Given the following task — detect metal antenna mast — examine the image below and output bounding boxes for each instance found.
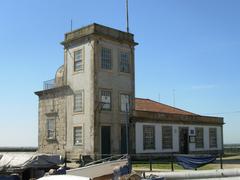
[126,0,129,33]
[173,89,176,107]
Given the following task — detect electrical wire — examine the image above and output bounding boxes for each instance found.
[203,110,240,116]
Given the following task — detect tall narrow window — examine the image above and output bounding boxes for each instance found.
[162,126,173,149]
[101,90,111,111]
[120,94,130,112]
[47,118,55,139]
[143,125,155,150]
[74,91,84,112]
[119,52,130,73]
[74,126,83,145]
[209,128,217,148]
[74,49,83,72]
[101,47,112,70]
[195,127,204,148]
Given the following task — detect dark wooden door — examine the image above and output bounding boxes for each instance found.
[179,127,189,154]
[121,125,127,154]
[101,126,111,158]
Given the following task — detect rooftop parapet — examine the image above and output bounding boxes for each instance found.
[61,23,138,46]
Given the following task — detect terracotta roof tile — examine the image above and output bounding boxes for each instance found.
[135,98,196,116]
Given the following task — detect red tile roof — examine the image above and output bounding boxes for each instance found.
[135,98,196,116]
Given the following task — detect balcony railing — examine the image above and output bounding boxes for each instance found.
[43,77,64,90]
[43,79,56,90]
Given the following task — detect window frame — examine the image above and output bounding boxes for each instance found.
[120,93,130,112]
[73,90,84,113]
[73,126,83,146]
[46,118,56,140]
[73,48,84,72]
[100,89,112,111]
[119,51,130,73]
[162,126,173,149]
[195,127,204,149]
[101,47,112,70]
[143,125,155,150]
[209,128,217,148]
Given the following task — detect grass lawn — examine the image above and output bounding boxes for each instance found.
[132,162,218,171]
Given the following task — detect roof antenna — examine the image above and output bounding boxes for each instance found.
[71,19,73,32]
[126,0,129,33]
[158,93,161,102]
[173,89,176,107]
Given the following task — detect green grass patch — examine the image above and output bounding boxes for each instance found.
[132,162,216,171]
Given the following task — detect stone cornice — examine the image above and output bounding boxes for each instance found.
[34,85,71,97]
[61,23,138,46]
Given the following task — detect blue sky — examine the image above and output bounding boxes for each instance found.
[0,0,240,146]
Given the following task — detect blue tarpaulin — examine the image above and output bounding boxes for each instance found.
[175,154,216,169]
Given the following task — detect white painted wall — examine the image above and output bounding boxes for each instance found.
[65,40,95,155]
[135,122,222,154]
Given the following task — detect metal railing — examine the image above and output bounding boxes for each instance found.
[130,153,226,172]
[43,79,56,90]
[43,77,64,90]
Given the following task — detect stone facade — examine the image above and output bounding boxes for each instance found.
[36,86,71,156]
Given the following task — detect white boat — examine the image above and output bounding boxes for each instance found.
[39,175,91,180]
[67,155,129,179]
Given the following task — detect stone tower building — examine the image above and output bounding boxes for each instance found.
[35,23,137,159]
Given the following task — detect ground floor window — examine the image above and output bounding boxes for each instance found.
[209,128,217,148]
[195,127,204,148]
[162,126,173,149]
[143,125,155,150]
[74,126,83,145]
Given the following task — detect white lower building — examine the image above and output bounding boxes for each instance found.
[130,98,223,155]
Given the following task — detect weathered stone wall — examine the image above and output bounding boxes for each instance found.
[37,89,68,157]
[93,37,135,156]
